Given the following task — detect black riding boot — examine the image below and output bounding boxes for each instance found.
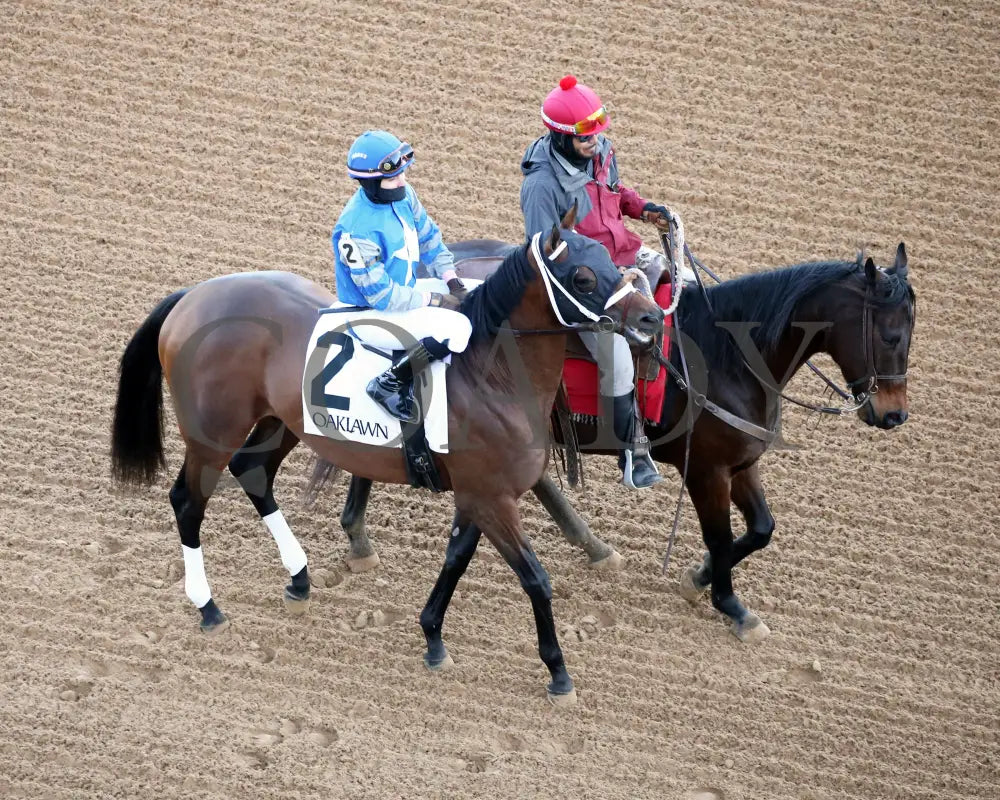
[613,392,663,490]
[367,338,449,424]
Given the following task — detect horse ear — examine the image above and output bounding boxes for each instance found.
[864,256,877,285]
[560,201,578,230]
[545,223,563,256]
[893,242,908,279]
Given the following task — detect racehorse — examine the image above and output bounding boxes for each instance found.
[327,242,916,643]
[110,216,664,704]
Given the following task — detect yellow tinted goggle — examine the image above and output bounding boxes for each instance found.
[572,106,608,136]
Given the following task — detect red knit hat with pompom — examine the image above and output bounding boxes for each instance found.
[541,75,609,136]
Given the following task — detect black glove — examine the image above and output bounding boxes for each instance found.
[642,202,673,229]
[446,277,468,301]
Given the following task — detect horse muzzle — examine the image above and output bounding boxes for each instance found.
[856,388,909,429]
[621,303,664,349]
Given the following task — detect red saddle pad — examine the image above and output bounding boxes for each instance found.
[563,282,673,425]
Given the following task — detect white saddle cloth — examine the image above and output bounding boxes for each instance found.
[300,278,479,453]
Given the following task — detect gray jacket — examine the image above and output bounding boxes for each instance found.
[519,133,617,238]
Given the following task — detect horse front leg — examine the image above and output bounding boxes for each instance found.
[686,470,770,643]
[341,475,380,573]
[531,474,624,570]
[418,510,482,671]
[680,463,775,602]
[472,496,576,706]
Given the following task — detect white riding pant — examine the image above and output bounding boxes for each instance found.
[341,279,472,354]
[579,330,634,397]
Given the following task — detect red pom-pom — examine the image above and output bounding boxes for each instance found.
[559,75,577,91]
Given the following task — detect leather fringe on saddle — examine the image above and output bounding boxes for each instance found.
[550,383,583,489]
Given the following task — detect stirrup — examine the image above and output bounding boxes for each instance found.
[621,449,663,491]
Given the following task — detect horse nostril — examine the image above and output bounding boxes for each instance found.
[639,312,660,331]
[885,410,908,427]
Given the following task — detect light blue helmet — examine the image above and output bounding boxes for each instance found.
[346,130,414,179]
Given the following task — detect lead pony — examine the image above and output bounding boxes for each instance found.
[110,219,664,704]
[332,243,916,642]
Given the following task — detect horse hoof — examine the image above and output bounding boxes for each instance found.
[546,686,578,708]
[733,612,770,644]
[200,617,230,636]
[679,565,709,603]
[283,592,311,616]
[424,652,454,672]
[346,553,380,574]
[589,549,625,571]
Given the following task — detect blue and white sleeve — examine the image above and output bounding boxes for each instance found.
[409,188,456,279]
[337,233,427,311]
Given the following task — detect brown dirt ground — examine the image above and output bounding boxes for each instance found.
[2,1,999,798]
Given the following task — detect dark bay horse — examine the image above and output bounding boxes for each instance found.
[334,243,916,643]
[110,223,664,704]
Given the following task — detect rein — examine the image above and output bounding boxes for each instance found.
[668,239,907,425]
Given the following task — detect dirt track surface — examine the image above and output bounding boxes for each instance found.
[3,1,999,798]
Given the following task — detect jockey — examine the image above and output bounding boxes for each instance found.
[520,75,679,490]
[333,130,471,424]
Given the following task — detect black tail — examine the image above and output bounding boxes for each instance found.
[111,289,189,486]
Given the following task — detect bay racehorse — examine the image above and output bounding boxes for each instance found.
[330,242,916,643]
[110,220,664,704]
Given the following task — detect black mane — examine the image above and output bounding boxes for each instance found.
[458,241,535,345]
[675,254,905,374]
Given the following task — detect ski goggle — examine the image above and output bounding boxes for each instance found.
[377,142,414,174]
[542,105,609,137]
[348,142,414,178]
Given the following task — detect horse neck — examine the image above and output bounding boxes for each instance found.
[768,290,836,385]
[505,267,567,397]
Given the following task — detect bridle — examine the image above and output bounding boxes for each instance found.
[844,282,909,402]
[504,232,637,337]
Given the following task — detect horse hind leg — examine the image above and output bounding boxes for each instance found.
[228,417,310,614]
[170,456,229,634]
[531,474,624,570]
[341,476,380,573]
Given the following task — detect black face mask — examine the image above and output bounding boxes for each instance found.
[551,133,592,169]
[359,178,405,204]
[541,229,622,324]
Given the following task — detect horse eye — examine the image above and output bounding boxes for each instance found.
[881,332,901,347]
[572,267,597,294]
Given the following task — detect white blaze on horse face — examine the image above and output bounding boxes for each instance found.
[264,510,308,575]
[182,544,212,608]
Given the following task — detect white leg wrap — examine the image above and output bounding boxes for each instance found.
[264,510,308,575]
[182,544,212,608]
